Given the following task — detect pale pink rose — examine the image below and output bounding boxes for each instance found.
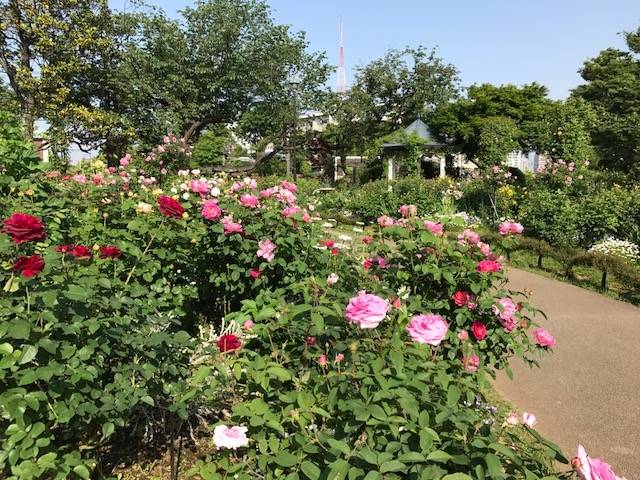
[92,174,104,185]
[493,297,517,331]
[334,353,344,363]
[280,180,297,193]
[260,187,277,198]
[257,239,276,262]
[505,413,519,426]
[375,256,389,269]
[377,215,395,228]
[457,330,469,342]
[282,206,301,218]
[221,216,243,235]
[201,200,222,220]
[398,204,417,218]
[391,298,402,309]
[345,291,389,329]
[276,188,297,205]
[73,174,87,184]
[572,444,624,480]
[463,354,480,372]
[243,320,254,330]
[406,314,449,346]
[240,193,260,208]
[522,412,537,427]
[533,328,556,348]
[189,179,210,195]
[318,354,327,366]
[230,181,243,193]
[478,241,498,260]
[301,211,312,223]
[499,221,524,236]
[213,425,249,449]
[327,273,339,285]
[119,153,131,166]
[458,229,481,246]
[424,220,444,236]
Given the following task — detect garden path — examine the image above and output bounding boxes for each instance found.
[495,268,640,478]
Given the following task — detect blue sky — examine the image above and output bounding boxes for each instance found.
[113,0,640,99]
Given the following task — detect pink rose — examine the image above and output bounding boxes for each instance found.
[119,153,131,166]
[334,353,344,363]
[476,260,502,273]
[260,187,277,198]
[249,267,261,279]
[532,328,556,348]
[458,229,481,246]
[493,297,518,331]
[424,220,444,236]
[463,354,480,372]
[451,290,476,308]
[221,216,243,235]
[457,330,469,342]
[189,179,210,195]
[377,215,395,228]
[213,425,249,449]
[398,204,417,218]
[499,221,524,236]
[572,445,624,480]
[318,354,327,366]
[243,320,254,330]
[362,258,373,270]
[257,239,276,262]
[406,314,449,346]
[505,413,519,426]
[201,200,222,220]
[282,206,301,218]
[345,291,389,329]
[280,180,297,193]
[240,193,260,208]
[522,412,537,427]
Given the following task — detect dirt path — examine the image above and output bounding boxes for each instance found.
[494,268,640,478]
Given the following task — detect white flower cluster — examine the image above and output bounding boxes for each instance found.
[589,238,640,263]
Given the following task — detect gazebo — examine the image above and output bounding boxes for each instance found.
[381,117,447,180]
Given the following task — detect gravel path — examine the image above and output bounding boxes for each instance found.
[495,268,640,478]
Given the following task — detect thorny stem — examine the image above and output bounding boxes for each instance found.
[125,220,164,285]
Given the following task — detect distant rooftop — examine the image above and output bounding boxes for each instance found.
[382,117,445,149]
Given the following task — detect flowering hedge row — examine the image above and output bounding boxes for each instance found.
[0,143,624,479]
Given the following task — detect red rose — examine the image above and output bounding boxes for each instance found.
[452,290,471,307]
[321,239,335,248]
[157,195,185,218]
[12,255,45,278]
[476,260,502,273]
[70,245,92,259]
[305,336,317,346]
[217,334,242,352]
[471,321,487,341]
[55,244,74,253]
[2,213,46,244]
[361,236,373,245]
[249,267,261,279]
[330,248,339,256]
[100,245,122,259]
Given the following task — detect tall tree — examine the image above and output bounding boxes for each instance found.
[572,27,640,172]
[127,0,330,148]
[430,83,552,166]
[0,0,114,140]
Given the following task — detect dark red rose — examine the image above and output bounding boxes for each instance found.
[70,245,92,259]
[12,255,45,278]
[2,213,46,244]
[471,321,487,341]
[157,195,185,218]
[99,245,122,259]
[361,236,373,245]
[55,244,74,254]
[305,336,317,346]
[217,334,242,352]
[452,290,471,307]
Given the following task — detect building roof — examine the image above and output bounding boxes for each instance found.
[382,117,445,149]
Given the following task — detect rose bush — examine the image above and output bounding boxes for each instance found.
[0,142,615,479]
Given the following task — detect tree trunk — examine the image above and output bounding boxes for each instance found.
[537,254,543,269]
[601,270,607,290]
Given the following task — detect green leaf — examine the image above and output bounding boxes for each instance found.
[300,461,321,479]
[446,385,461,407]
[102,422,115,439]
[380,460,405,473]
[274,452,299,467]
[73,465,91,479]
[426,450,452,462]
[485,453,504,478]
[11,319,30,340]
[0,343,13,355]
[442,474,473,480]
[18,345,38,364]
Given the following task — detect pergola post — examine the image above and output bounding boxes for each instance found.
[439,156,446,178]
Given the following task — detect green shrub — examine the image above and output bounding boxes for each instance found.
[518,190,579,247]
[574,187,633,247]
